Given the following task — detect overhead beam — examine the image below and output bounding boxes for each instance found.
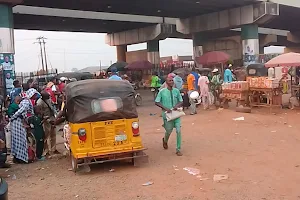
[266,0,300,8]
[177,2,279,34]
[287,31,300,43]
[231,27,288,36]
[13,5,177,25]
[106,24,175,46]
[0,0,23,5]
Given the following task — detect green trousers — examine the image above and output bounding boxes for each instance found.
[163,117,182,151]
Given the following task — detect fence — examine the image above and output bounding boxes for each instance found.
[15,69,58,84]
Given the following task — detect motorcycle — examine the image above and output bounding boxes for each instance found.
[131,83,142,106]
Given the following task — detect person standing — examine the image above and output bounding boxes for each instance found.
[191,68,200,90]
[10,88,38,163]
[151,72,161,98]
[155,77,183,156]
[36,91,58,155]
[224,65,233,83]
[211,69,222,104]
[108,67,122,80]
[198,72,210,109]
[28,106,46,161]
[173,73,183,91]
[187,72,197,115]
[9,80,22,104]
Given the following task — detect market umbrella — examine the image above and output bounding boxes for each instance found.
[125,60,153,70]
[196,51,230,65]
[265,52,300,68]
[107,61,128,72]
[172,68,192,78]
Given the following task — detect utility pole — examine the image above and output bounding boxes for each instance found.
[35,37,45,73]
[41,37,48,75]
[99,60,102,72]
[63,49,66,72]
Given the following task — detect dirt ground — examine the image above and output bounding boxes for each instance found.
[4,91,300,200]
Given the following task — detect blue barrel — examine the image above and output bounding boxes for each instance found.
[0,178,8,200]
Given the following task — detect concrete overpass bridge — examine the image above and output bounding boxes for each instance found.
[1,0,300,67]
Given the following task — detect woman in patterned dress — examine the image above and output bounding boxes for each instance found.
[10,88,39,163]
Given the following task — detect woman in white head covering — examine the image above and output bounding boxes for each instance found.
[10,88,39,163]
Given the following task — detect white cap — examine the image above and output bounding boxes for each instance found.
[212,68,219,73]
[60,77,67,81]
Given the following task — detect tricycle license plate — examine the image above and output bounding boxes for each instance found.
[115,135,127,142]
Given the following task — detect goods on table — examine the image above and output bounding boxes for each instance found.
[247,77,279,89]
[222,81,249,91]
[221,81,249,101]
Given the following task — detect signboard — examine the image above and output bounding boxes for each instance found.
[0,53,15,95]
[242,39,259,66]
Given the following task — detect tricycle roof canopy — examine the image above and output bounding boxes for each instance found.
[265,52,300,68]
[65,79,138,123]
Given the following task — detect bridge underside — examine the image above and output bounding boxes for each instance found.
[20,0,258,18]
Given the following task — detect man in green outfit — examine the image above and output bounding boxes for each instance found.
[155,77,183,156]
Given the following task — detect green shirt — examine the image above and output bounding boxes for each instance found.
[151,76,161,88]
[155,88,183,110]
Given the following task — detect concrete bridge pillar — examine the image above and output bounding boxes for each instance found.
[147,40,160,69]
[241,24,259,66]
[116,45,127,62]
[192,33,204,67]
[0,3,15,95]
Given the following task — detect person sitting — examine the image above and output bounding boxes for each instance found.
[28,106,46,161]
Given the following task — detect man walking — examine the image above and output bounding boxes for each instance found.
[155,77,183,156]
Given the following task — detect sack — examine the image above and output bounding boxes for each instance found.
[5,123,11,149]
[165,108,185,122]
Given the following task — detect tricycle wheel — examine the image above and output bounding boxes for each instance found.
[135,94,142,106]
[71,155,78,173]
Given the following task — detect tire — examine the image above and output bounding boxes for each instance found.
[135,94,142,106]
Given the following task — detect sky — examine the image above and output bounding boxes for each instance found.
[14,30,285,73]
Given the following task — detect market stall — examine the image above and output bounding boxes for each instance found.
[247,76,281,111]
[221,81,249,107]
[265,52,300,108]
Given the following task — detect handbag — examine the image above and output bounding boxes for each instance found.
[165,108,185,122]
[165,90,185,122]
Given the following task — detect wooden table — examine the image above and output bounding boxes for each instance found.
[249,87,282,112]
[222,90,249,108]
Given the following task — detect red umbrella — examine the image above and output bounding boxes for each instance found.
[196,51,230,65]
[125,60,153,70]
[265,52,300,68]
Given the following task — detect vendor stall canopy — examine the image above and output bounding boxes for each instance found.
[107,62,128,72]
[265,52,300,68]
[196,51,230,66]
[65,79,138,123]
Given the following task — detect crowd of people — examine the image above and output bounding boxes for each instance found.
[0,76,69,166]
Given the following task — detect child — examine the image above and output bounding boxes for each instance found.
[28,106,46,161]
[7,96,22,118]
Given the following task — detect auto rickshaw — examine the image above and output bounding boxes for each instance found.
[64,79,148,172]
